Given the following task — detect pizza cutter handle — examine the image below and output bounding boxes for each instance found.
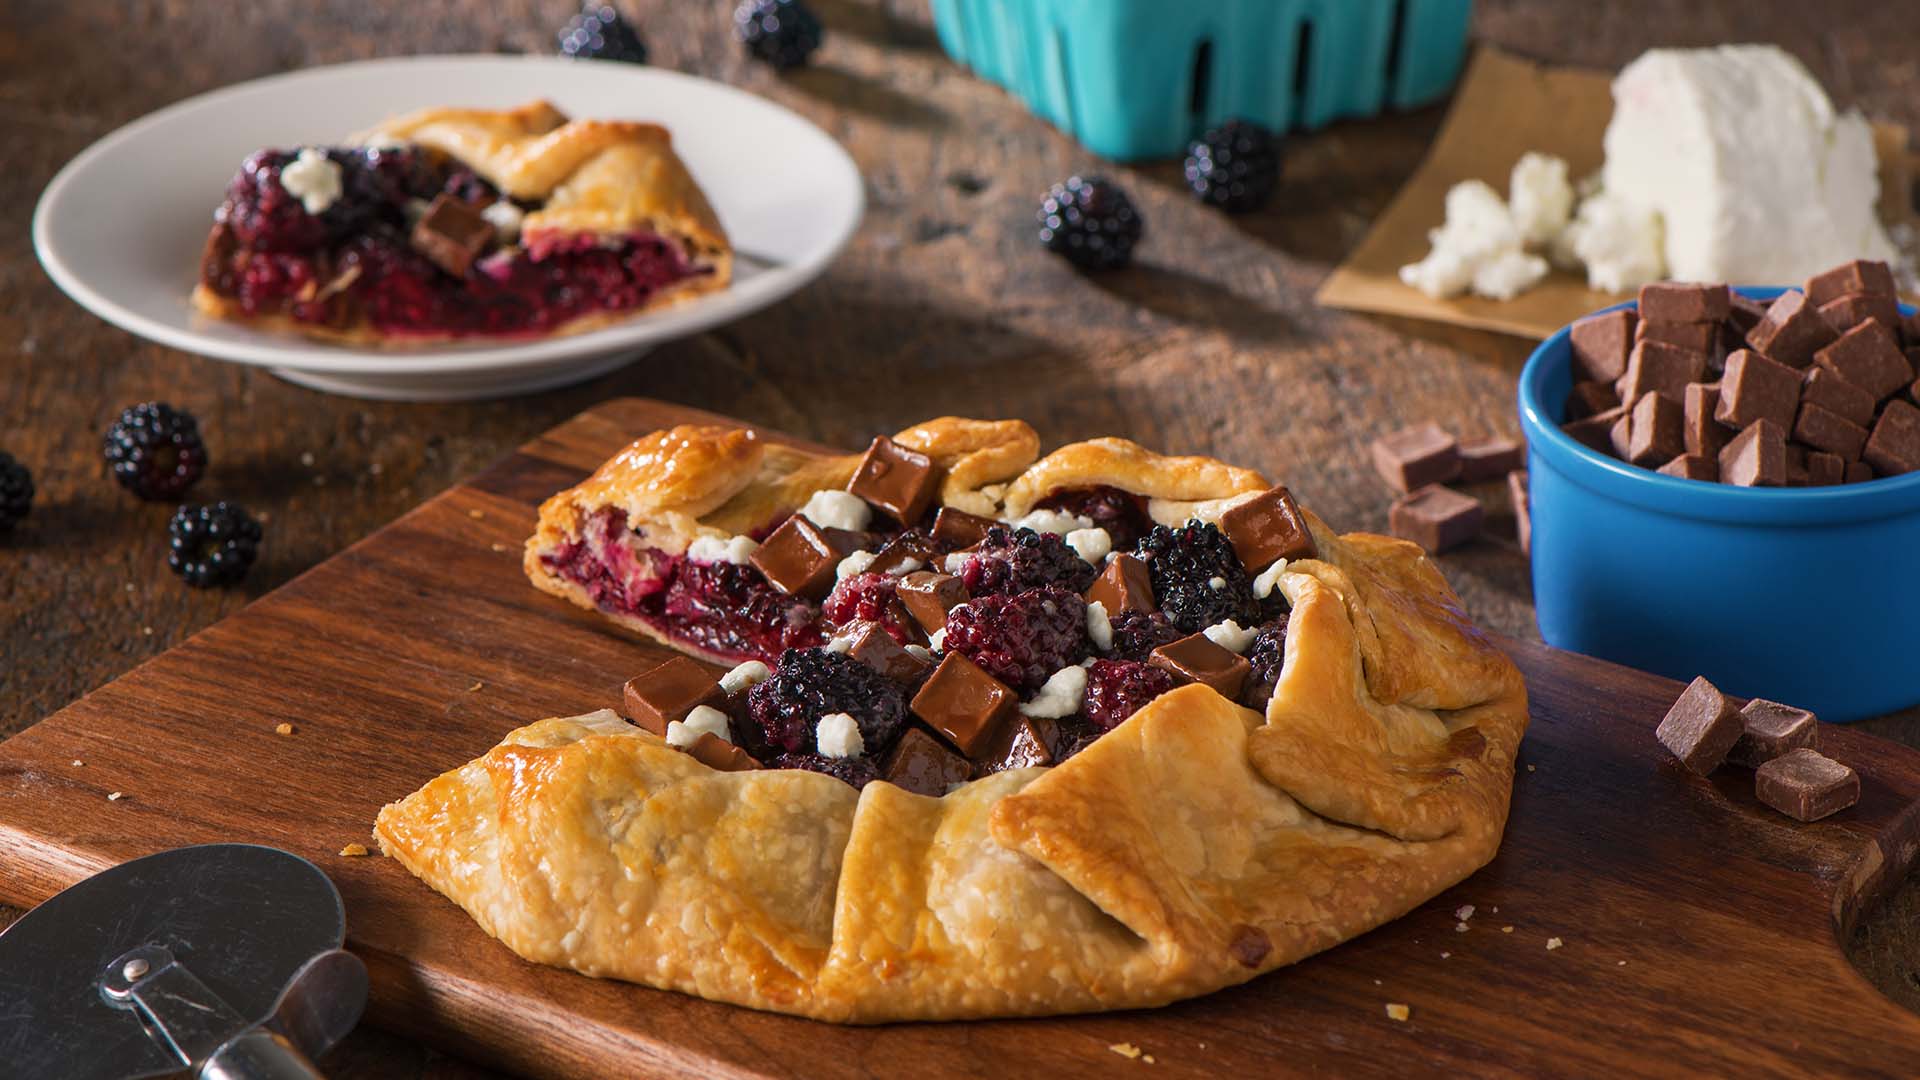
[199,1029,327,1080]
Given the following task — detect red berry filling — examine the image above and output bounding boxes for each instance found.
[942,587,1091,693]
[821,572,918,644]
[1081,659,1178,730]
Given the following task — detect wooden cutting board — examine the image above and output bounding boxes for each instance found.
[3,397,1918,1079]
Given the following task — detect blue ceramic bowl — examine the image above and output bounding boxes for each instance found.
[1518,287,1920,722]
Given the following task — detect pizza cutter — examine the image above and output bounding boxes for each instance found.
[0,843,368,1080]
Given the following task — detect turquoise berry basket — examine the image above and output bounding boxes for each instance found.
[928,0,1473,161]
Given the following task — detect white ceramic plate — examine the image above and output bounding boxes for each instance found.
[33,56,863,401]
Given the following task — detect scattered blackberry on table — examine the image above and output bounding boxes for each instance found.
[942,587,1090,693]
[0,452,33,532]
[1102,609,1182,662]
[103,402,207,501]
[1081,659,1178,731]
[747,647,907,756]
[1239,619,1290,709]
[1184,120,1283,213]
[774,751,880,790]
[1133,521,1264,633]
[1037,176,1143,271]
[167,501,262,588]
[559,4,649,63]
[734,0,824,70]
[955,526,1096,597]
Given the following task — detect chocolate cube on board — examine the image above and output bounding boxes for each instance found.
[1729,699,1819,768]
[1508,470,1531,555]
[622,656,725,736]
[847,435,939,525]
[1815,320,1913,401]
[1746,290,1837,367]
[1639,282,1730,324]
[1806,259,1895,305]
[1370,423,1461,493]
[1569,309,1637,383]
[1719,419,1787,487]
[1388,485,1484,554]
[1656,676,1743,775]
[1755,749,1859,822]
[1457,437,1525,483]
[1715,350,1801,432]
[1218,485,1317,567]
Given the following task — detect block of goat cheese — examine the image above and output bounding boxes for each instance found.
[1601,44,1897,286]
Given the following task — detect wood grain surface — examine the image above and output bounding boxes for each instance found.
[7,1,1920,1075]
[2,397,1920,1079]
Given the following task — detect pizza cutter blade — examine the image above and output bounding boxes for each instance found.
[0,843,368,1080]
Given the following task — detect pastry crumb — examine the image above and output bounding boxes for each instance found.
[1385,1003,1410,1022]
[369,462,384,476]
[124,583,135,593]
[313,475,327,487]
[1617,959,1627,966]
[1502,925,1514,934]
[467,681,484,692]
[142,626,153,636]
[1373,978,1382,986]
[490,542,510,553]
[1546,937,1563,951]
[71,759,83,767]
[1526,764,1536,772]
[1439,951,1450,959]
[275,722,296,736]
[300,451,316,466]
[1454,921,1469,933]
[340,843,370,857]
[1455,904,1475,921]
[1108,1043,1143,1060]
[469,508,485,519]
[107,791,125,802]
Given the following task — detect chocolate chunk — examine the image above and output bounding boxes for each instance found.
[973,714,1057,776]
[1617,339,1708,405]
[1801,367,1877,427]
[1636,320,1720,355]
[1714,350,1801,432]
[1570,309,1637,383]
[1784,444,1810,487]
[930,507,997,550]
[1655,676,1742,775]
[1746,290,1837,367]
[688,731,761,772]
[1793,402,1869,460]
[1816,319,1913,401]
[750,514,860,599]
[846,621,933,683]
[1683,383,1734,458]
[1149,633,1252,699]
[1627,392,1685,466]
[909,652,1016,757]
[1657,454,1718,481]
[1218,485,1317,568]
[1806,259,1895,305]
[1728,293,1770,334]
[622,656,725,736]
[1608,412,1634,461]
[847,435,940,525]
[1718,419,1786,487]
[1805,451,1844,487]
[881,726,973,796]
[1387,485,1484,554]
[1864,399,1920,475]
[1086,552,1155,613]
[896,571,968,634]
[867,530,939,576]
[1563,404,1628,453]
[1846,459,1877,484]
[1370,422,1461,493]
[1755,749,1858,822]
[1817,293,1900,337]
[1729,699,1819,768]
[1507,470,1530,555]
[410,193,496,278]
[1566,380,1621,420]
[1639,282,1730,324]
[1457,437,1525,482]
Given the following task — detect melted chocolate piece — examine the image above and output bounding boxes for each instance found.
[868,529,939,576]
[750,514,860,599]
[1148,633,1251,699]
[688,731,761,772]
[847,435,940,525]
[896,571,968,633]
[930,507,997,550]
[973,714,1057,776]
[909,652,1015,756]
[1085,553,1154,613]
[1369,423,1460,493]
[881,725,972,796]
[1217,485,1317,568]
[622,656,725,735]
[846,621,933,684]
[410,193,495,278]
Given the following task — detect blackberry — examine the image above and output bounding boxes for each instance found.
[1081,659,1177,731]
[956,526,1095,597]
[942,587,1090,693]
[1037,176,1142,271]
[774,751,880,790]
[734,0,823,70]
[0,452,32,532]
[821,572,917,644]
[167,502,262,588]
[1239,619,1290,709]
[1103,609,1182,662]
[103,402,208,501]
[1184,120,1283,213]
[559,4,649,63]
[1049,714,1103,764]
[1134,521,1265,633]
[747,647,908,756]
[1034,486,1153,552]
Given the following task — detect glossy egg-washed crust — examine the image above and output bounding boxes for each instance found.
[191,101,732,347]
[376,418,1529,1022]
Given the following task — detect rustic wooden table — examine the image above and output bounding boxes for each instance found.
[6,1,1920,1075]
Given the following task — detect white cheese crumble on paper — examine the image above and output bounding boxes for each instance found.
[1086,599,1114,651]
[666,705,731,748]
[800,489,872,532]
[1020,665,1088,719]
[1202,619,1257,654]
[1509,151,1574,246]
[1064,527,1112,565]
[281,148,343,215]
[688,534,759,565]
[719,660,771,695]
[816,712,864,758]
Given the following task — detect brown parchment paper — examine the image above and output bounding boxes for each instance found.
[1316,46,1915,341]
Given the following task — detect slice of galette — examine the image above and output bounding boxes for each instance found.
[378,418,1528,1022]
[193,101,731,344]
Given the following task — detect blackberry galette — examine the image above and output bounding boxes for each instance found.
[376,418,1529,1022]
[194,102,731,344]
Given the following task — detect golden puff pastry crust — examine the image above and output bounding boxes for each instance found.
[383,418,1530,1022]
